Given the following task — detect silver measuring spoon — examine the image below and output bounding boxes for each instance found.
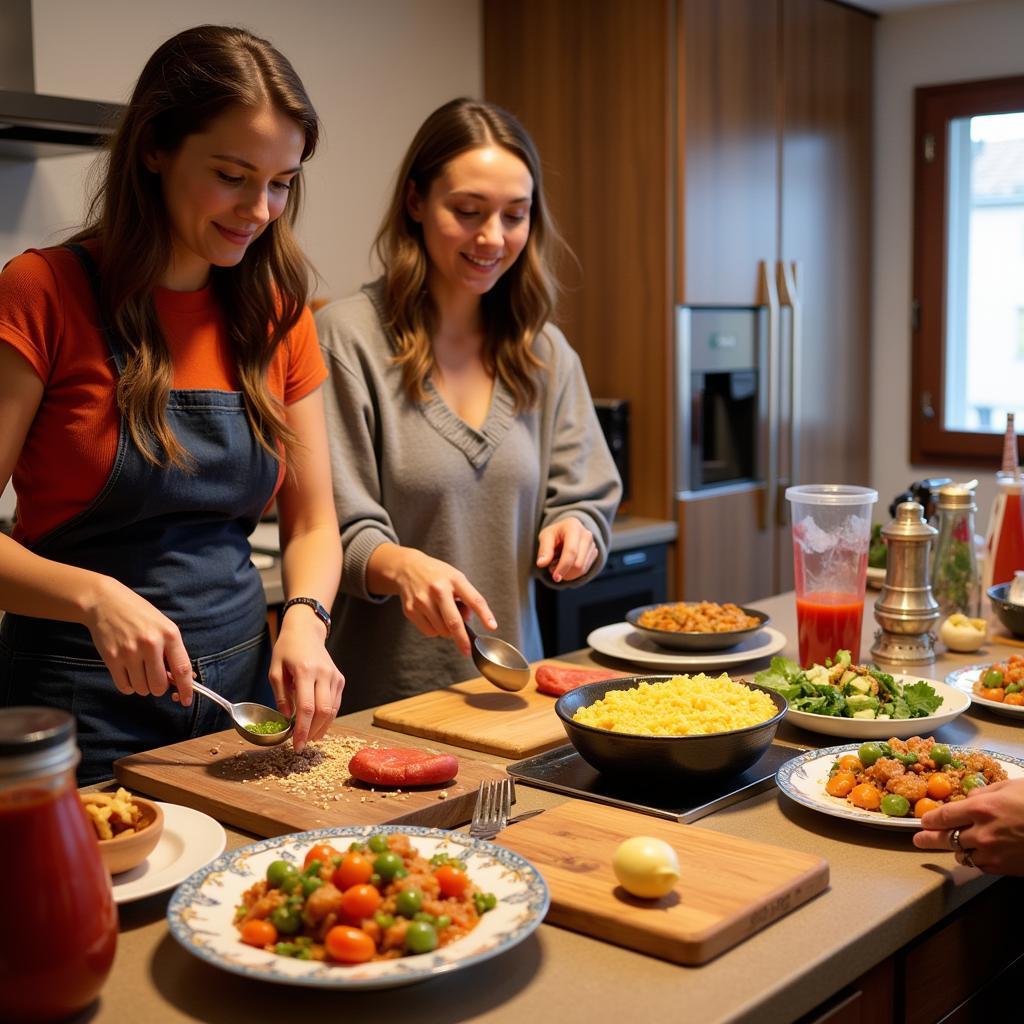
[189,678,294,746]
[463,619,531,692]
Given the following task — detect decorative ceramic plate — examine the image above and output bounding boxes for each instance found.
[112,803,226,904]
[784,677,970,739]
[587,621,786,670]
[776,743,1024,830]
[866,566,886,589]
[167,825,549,990]
[946,664,1024,720]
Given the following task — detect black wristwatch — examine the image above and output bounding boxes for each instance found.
[281,597,331,637]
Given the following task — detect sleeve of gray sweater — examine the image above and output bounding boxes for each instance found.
[534,325,623,589]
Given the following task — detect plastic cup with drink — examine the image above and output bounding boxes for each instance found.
[786,484,879,666]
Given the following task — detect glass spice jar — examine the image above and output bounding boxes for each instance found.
[931,482,981,619]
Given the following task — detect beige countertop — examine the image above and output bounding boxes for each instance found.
[94,591,1022,1023]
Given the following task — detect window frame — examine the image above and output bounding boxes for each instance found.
[911,73,1024,466]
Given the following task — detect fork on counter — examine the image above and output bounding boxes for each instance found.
[469,777,514,841]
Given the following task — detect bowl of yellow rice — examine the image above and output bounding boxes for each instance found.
[554,673,787,783]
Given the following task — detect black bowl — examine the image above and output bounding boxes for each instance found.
[625,603,770,651]
[554,675,788,785]
[988,583,1024,638]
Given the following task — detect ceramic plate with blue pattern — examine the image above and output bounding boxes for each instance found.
[167,824,549,989]
[776,744,1024,831]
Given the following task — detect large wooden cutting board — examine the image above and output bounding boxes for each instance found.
[498,801,829,964]
[372,659,610,758]
[114,724,506,838]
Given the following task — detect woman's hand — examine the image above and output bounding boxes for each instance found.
[913,778,1024,875]
[536,517,598,583]
[371,545,496,658]
[269,608,345,752]
[82,576,195,703]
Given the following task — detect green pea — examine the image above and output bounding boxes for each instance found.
[270,904,302,935]
[929,744,952,767]
[473,891,498,915]
[404,920,439,955]
[369,872,382,888]
[435,914,452,930]
[275,941,298,957]
[962,773,987,793]
[878,742,893,758]
[396,887,424,918]
[982,668,1005,688]
[373,851,404,880]
[278,869,302,895]
[348,840,367,853]
[303,859,322,877]
[266,859,295,888]
[880,793,910,817]
[895,752,919,767]
[858,742,883,767]
[412,911,436,924]
[394,867,409,880]
[301,875,323,898]
[294,948,313,960]
[367,833,390,854]
[374,912,395,930]
[1005,683,1022,695]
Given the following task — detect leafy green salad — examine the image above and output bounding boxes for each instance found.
[753,650,942,720]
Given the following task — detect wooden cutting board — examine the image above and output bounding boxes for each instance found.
[372,659,601,757]
[114,724,507,838]
[498,801,829,964]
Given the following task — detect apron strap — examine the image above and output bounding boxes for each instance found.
[64,243,128,374]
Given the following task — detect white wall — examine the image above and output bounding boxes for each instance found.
[871,0,1024,531]
[0,0,481,519]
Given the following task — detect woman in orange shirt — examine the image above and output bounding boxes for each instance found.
[0,26,343,783]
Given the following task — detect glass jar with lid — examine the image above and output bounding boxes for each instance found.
[0,708,118,1020]
[931,481,981,619]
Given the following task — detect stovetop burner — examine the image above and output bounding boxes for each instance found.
[506,742,801,823]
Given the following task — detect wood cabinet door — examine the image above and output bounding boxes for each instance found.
[780,0,873,490]
[677,0,779,305]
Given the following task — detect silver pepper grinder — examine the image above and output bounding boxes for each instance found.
[871,500,940,662]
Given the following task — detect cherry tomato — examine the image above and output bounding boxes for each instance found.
[333,852,374,891]
[825,771,857,798]
[325,925,376,964]
[341,883,382,921]
[926,773,953,800]
[978,687,1006,702]
[835,754,863,773]
[1006,692,1024,706]
[434,863,471,898]
[914,798,942,819]
[303,843,340,872]
[848,783,882,811]
[240,919,278,948]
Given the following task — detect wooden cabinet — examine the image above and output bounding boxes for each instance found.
[484,0,873,601]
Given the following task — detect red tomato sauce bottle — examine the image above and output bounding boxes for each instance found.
[0,708,118,1021]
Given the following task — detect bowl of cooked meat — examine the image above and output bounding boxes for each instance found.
[625,601,770,651]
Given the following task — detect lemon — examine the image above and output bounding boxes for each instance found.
[612,836,680,898]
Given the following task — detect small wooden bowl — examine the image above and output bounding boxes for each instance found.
[81,793,164,875]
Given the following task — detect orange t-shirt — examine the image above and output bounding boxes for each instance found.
[0,245,328,545]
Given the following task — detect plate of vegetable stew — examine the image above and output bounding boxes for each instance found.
[167,825,548,990]
[946,658,1024,720]
[776,741,1024,830]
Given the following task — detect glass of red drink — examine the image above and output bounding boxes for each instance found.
[786,484,878,666]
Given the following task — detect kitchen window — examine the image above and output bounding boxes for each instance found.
[911,75,1024,464]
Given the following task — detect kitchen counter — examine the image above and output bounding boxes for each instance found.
[92,592,1022,1023]
[256,514,677,608]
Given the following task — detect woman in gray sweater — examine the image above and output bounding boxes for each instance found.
[316,98,621,710]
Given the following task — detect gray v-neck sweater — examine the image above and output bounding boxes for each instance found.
[316,282,622,711]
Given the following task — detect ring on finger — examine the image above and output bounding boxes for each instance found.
[951,828,963,853]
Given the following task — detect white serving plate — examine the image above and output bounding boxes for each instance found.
[167,825,548,990]
[784,676,970,739]
[946,664,1024,720]
[111,802,226,904]
[586,621,786,670]
[776,744,1024,830]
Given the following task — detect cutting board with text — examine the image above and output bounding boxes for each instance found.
[372,660,609,758]
[114,724,507,838]
[498,801,829,964]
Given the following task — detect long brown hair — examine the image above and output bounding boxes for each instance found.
[69,24,319,469]
[374,98,562,409]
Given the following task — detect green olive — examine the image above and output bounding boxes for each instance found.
[404,920,439,955]
[373,851,404,880]
[982,668,1005,688]
[880,793,911,817]
[962,773,988,793]
[857,742,883,767]
[396,887,424,918]
[929,744,952,767]
[266,859,295,888]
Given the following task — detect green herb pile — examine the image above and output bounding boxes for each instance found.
[244,719,288,734]
[753,650,942,720]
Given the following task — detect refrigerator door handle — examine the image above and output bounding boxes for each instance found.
[777,259,802,525]
[758,260,780,535]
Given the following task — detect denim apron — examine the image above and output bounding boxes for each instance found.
[0,245,279,783]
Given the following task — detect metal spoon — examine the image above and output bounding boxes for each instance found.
[463,619,531,692]
[189,678,294,746]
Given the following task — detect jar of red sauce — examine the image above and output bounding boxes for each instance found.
[0,708,118,1020]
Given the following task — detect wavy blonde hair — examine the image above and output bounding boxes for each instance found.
[69,25,319,469]
[373,98,563,409]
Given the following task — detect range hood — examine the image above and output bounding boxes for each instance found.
[0,2,123,159]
